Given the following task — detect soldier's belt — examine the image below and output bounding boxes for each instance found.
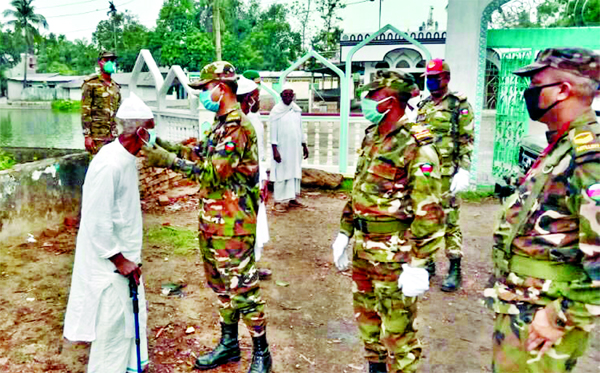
[494,249,588,282]
[354,218,410,234]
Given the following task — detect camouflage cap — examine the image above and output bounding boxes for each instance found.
[358,70,418,101]
[98,51,117,59]
[423,58,450,76]
[189,61,237,89]
[513,47,600,82]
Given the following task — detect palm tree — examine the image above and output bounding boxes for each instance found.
[2,0,48,88]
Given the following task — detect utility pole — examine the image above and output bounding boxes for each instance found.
[213,0,222,60]
[108,1,118,55]
[369,0,383,30]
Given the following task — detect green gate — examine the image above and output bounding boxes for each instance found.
[492,50,533,180]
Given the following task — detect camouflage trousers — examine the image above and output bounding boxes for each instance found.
[199,232,266,337]
[352,256,422,373]
[441,175,462,259]
[492,311,590,373]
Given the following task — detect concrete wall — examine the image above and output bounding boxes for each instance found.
[0,152,89,239]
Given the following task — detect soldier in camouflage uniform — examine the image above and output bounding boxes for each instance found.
[483,47,600,373]
[144,62,271,373]
[331,70,445,373]
[416,59,474,292]
[81,51,122,155]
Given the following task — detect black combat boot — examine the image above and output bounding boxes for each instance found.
[247,332,272,373]
[194,323,241,370]
[441,258,462,292]
[426,260,436,279]
[368,362,387,373]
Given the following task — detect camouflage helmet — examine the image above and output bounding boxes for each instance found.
[98,51,117,60]
[358,70,419,101]
[189,61,237,89]
[513,47,600,82]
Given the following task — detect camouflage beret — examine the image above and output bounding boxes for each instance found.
[242,70,261,83]
[514,47,600,82]
[98,51,117,59]
[189,61,237,89]
[358,70,418,100]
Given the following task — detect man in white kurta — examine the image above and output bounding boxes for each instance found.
[64,93,154,373]
[269,85,308,211]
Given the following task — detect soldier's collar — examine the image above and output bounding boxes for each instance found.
[217,103,241,121]
[545,110,597,143]
[377,117,406,138]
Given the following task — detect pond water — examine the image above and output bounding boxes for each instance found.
[0,109,85,149]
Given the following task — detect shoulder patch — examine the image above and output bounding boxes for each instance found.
[587,184,600,201]
[410,124,434,145]
[569,125,600,160]
[83,73,99,83]
[450,91,468,101]
[225,109,242,123]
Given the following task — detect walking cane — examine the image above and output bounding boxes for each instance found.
[128,275,143,373]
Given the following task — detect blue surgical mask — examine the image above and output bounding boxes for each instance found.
[199,85,222,112]
[361,97,392,124]
[138,128,156,147]
[103,61,116,74]
[426,77,441,91]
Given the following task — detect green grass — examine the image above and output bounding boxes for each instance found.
[51,99,81,112]
[0,148,16,170]
[145,225,198,255]
[457,186,496,202]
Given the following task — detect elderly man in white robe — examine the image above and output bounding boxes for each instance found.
[269,83,309,212]
[63,93,154,373]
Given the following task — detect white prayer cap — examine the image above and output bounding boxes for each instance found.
[116,92,154,119]
[237,76,259,95]
[281,82,294,92]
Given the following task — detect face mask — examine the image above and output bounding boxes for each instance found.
[138,127,156,147]
[523,82,563,121]
[426,77,442,91]
[249,97,259,113]
[103,61,116,74]
[199,84,222,112]
[361,97,392,124]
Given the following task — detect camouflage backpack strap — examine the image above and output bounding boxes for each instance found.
[409,124,435,146]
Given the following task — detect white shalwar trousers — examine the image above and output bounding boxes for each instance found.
[87,282,148,373]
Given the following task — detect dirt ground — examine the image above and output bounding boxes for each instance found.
[0,189,599,373]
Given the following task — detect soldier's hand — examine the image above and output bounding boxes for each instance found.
[156,137,179,153]
[84,136,96,153]
[527,306,566,357]
[144,145,177,169]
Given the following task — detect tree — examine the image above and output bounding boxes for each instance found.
[36,34,97,75]
[0,27,21,96]
[2,0,48,87]
[93,11,149,71]
[491,0,600,29]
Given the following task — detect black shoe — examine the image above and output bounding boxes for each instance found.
[194,323,241,370]
[426,260,436,279]
[368,361,387,373]
[441,258,462,292]
[258,268,272,280]
[247,332,272,373]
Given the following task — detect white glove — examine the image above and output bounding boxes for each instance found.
[398,264,429,297]
[450,168,470,194]
[331,233,350,271]
[254,203,269,262]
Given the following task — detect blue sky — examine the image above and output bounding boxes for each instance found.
[0,0,448,42]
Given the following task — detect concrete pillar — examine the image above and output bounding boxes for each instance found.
[444,0,493,104]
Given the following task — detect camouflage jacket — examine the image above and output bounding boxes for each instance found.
[81,74,121,140]
[485,110,600,331]
[173,105,260,237]
[416,91,474,176]
[339,118,445,264]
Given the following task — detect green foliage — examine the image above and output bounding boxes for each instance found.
[0,148,16,170]
[36,33,97,75]
[457,187,496,202]
[492,0,600,29]
[145,225,198,256]
[51,99,81,113]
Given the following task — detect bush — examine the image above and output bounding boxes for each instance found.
[0,149,16,170]
[51,99,81,112]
